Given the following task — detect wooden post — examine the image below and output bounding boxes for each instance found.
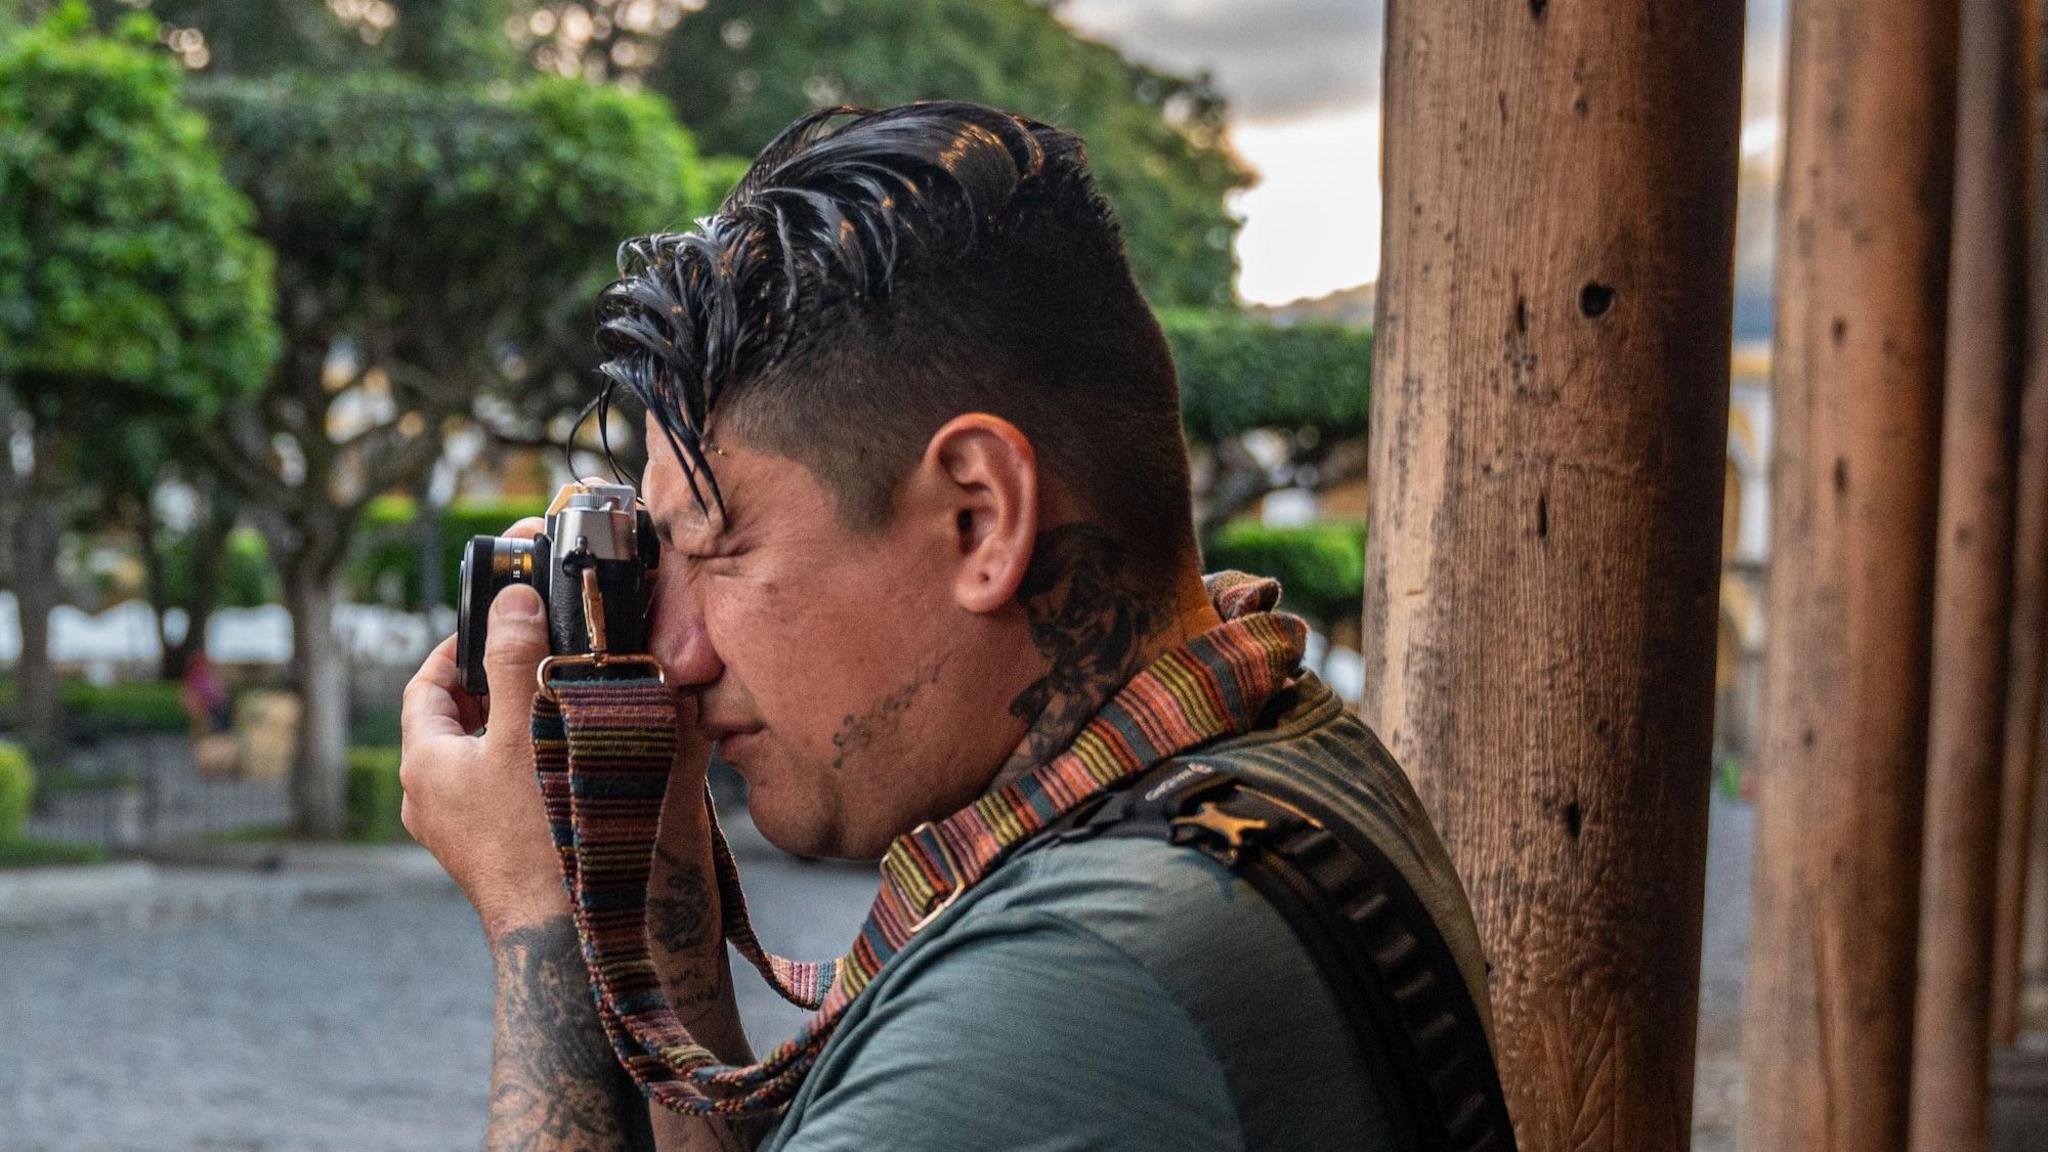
[1362,1,1743,1147]
[1910,0,2029,1140]
[1993,0,2048,1048]
[2031,765,2048,1005]
[1742,0,1960,1146]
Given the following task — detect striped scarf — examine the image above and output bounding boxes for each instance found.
[532,571,1308,1117]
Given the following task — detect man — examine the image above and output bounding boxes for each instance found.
[400,102,1493,1151]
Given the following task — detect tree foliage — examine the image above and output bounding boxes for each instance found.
[188,70,710,573]
[1162,309,1372,444]
[650,0,1251,308]
[184,61,712,836]
[0,2,276,412]
[1160,309,1372,536]
[0,3,278,755]
[70,0,511,81]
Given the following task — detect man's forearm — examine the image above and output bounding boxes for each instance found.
[486,914,763,1152]
[486,915,656,1151]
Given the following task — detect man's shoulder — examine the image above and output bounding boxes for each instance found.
[1175,674,1494,1029]
[765,675,1458,1151]
[763,844,1256,1152]
[769,831,1393,1152]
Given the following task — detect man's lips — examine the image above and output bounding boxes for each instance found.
[707,726,764,756]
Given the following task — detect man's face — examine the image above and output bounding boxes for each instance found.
[638,416,1022,859]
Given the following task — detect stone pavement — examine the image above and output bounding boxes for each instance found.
[0,819,876,1151]
[1692,792,1753,1152]
[0,800,1756,1150]
[0,845,454,933]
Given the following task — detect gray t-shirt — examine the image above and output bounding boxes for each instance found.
[762,674,1488,1152]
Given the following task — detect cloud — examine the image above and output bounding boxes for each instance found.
[1061,0,1785,128]
[1060,0,1384,123]
[1057,0,1791,306]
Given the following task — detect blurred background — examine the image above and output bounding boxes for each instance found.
[0,0,1789,1148]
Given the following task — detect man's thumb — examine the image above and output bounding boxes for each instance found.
[482,584,549,713]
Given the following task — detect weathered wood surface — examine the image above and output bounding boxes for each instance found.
[1993,0,2048,1049]
[1742,0,1960,1148]
[1363,2,1743,1148]
[1910,0,2029,1142]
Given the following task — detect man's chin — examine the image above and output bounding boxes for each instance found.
[745,784,853,861]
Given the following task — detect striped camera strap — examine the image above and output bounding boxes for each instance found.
[531,573,1307,1118]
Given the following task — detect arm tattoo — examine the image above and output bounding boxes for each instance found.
[487,916,655,1152]
[996,524,1157,781]
[648,846,726,1017]
[649,845,715,954]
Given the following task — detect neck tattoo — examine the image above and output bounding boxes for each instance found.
[992,523,1161,786]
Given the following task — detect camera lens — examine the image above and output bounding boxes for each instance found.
[455,535,542,696]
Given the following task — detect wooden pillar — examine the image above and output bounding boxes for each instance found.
[1910,0,2029,1139]
[1362,1,1742,1147]
[1994,0,2048,1048]
[1742,0,1960,1146]
[2029,742,2048,1002]
[2031,761,2048,999]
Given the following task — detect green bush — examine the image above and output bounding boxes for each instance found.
[1160,310,1372,444]
[1202,521,1368,630]
[63,680,189,735]
[350,706,402,749]
[0,838,107,869]
[346,745,406,843]
[0,678,190,738]
[0,741,31,839]
[350,495,551,611]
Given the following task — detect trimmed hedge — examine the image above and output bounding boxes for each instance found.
[62,680,188,735]
[1161,309,1372,444]
[0,838,107,868]
[1203,521,1367,629]
[351,495,551,611]
[0,678,190,737]
[346,745,406,843]
[0,741,30,838]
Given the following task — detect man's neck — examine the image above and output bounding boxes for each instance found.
[985,523,1221,790]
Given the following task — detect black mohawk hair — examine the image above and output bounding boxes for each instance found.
[591,101,1065,515]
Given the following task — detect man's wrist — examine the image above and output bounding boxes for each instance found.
[479,872,574,946]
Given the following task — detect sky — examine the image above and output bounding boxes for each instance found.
[1060,0,1788,309]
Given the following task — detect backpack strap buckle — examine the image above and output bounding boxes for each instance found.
[1170,801,1272,865]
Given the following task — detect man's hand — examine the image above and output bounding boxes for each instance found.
[400,519,566,942]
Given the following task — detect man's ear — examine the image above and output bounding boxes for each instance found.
[911,413,1039,615]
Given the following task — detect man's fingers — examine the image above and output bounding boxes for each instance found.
[505,516,545,541]
[481,583,550,741]
[403,634,470,744]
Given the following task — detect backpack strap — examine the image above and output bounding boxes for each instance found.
[1037,759,1517,1152]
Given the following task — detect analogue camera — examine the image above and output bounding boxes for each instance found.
[455,481,661,695]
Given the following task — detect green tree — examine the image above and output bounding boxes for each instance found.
[0,3,278,764]
[70,0,503,79]
[648,0,1251,308]
[187,70,711,836]
[88,421,250,680]
[1160,309,1372,537]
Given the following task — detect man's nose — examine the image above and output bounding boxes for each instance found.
[649,570,724,688]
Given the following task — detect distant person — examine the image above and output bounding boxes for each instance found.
[400,102,1503,1151]
[179,650,230,736]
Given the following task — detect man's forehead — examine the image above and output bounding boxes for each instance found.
[644,447,730,539]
